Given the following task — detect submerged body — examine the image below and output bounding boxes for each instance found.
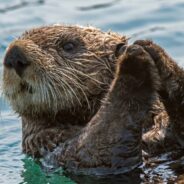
[2,25,184,175]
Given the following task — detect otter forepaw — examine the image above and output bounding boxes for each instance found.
[118,44,155,69]
[134,40,168,62]
[116,44,160,90]
[23,130,60,157]
[24,134,39,157]
[134,40,184,99]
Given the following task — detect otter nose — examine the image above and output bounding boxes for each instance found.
[4,46,30,77]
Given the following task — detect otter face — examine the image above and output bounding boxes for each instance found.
[3,25,126,117]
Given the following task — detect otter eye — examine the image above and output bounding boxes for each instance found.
[63,42,75,52]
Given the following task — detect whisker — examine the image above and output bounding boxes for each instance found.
[59,69,91,110]
[49,73,82,108]
[65,67,105,85]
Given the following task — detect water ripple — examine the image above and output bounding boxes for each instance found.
[1,0,184,183]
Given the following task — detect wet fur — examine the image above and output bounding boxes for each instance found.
[54,45,161,175]
[3,25,184,175]
[3,25,127,157]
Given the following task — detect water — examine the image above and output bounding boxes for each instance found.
[0,0,184,183]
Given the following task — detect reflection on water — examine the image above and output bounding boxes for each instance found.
[21,158,74,184]
[1,0,184,183]
[67,169,143,184]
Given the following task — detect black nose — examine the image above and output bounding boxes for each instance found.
[4,46,30,77]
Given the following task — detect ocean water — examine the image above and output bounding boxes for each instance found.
[0,0,184,183]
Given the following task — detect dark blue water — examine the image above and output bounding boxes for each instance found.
[1,0,184,183]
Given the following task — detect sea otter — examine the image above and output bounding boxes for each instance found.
[2,25,183,175]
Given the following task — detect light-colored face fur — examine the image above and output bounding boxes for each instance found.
[3,25,126,117]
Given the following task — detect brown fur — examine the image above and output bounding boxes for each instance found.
[135,40,184,149]
[54,44,161,175]
[3,25,127,157]
[2,24,184,175]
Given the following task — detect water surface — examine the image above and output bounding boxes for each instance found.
[1,0,184,183]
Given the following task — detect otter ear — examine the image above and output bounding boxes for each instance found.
[115,43,127,58]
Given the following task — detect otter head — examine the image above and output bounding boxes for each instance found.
[3,25,127,119]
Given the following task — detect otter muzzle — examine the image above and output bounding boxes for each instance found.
[4,45,30,77]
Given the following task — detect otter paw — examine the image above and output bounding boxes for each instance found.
[118,44,156,77]
[115,44,161,93]
[134,40,166,61]
[24,130,60,157]
[126,44,146,56]
[24,134,39,157]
